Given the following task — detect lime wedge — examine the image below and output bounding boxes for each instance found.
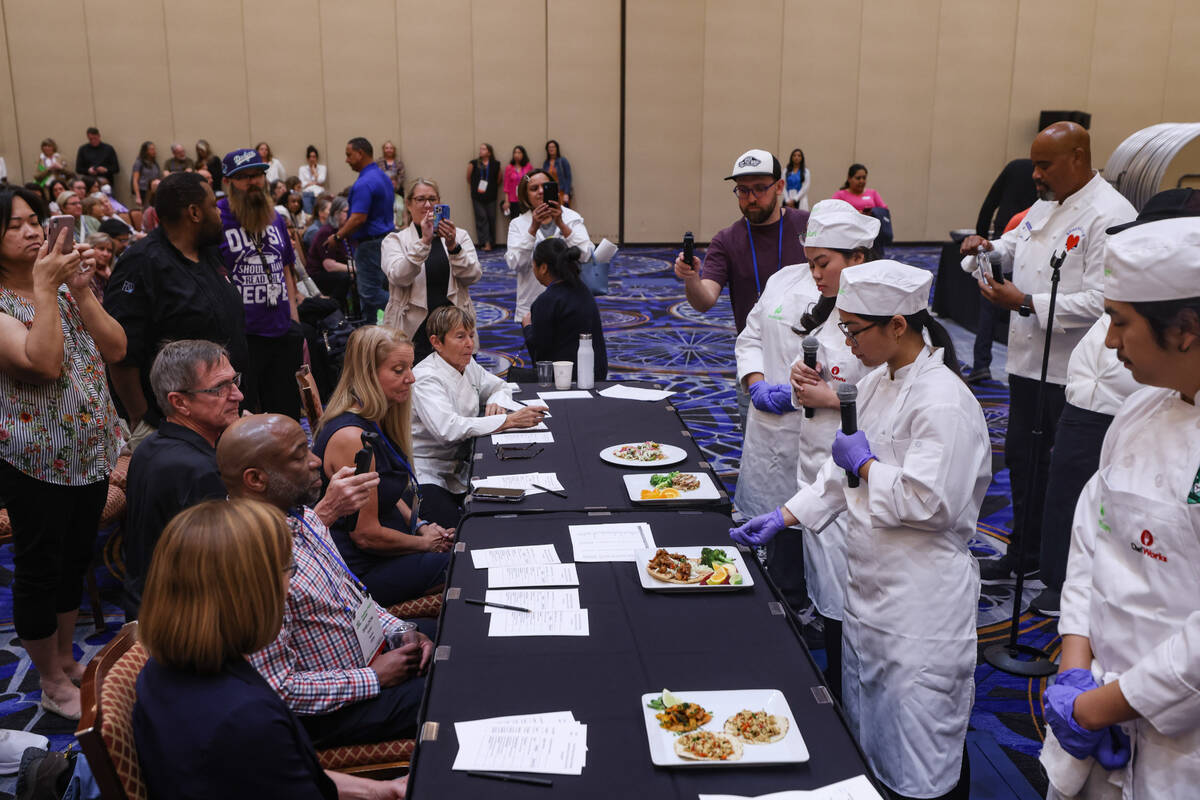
[661,689,683,707]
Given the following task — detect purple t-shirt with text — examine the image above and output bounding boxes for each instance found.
[700,207,809,332]
[217,198,296,337]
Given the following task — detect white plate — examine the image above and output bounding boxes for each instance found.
[623,472,722,502]
[640,689,808,766]
[599,442,688,467]
[633,546,754,592]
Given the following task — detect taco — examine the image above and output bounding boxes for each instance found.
[723,709,789,744]
[646,549,712,584]
[673,730,744,762]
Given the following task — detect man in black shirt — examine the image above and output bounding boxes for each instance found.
[104,172,248,448]
[75,127,120,183]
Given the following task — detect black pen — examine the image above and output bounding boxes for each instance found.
[467,771,554,787]
[531,483,568,499]
[464,598,532,613]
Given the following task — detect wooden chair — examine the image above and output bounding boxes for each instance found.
[75,621,147,800]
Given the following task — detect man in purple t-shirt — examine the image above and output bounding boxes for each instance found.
[217,148,302,419]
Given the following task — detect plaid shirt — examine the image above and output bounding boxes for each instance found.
[250,506,408,716]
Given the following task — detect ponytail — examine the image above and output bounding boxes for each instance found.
[532,238,582,288]
[857,308,964,381]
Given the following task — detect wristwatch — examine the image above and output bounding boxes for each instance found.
[1018,294,1034,317]
[448,243,463,255]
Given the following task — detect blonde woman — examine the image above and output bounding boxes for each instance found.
[380,178,480,364]
[313,326,452,605]
[133,499,407,799]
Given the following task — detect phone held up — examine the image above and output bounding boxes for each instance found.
[682,231,694,266]
[46,215,75,255]
[354,431,380,475]
[542,181,558,207]
[433,204,450,229]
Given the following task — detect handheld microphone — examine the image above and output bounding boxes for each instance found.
[836,383,860,488]
[802,336,820,419]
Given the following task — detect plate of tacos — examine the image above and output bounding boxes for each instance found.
[635,546,754,592]
[623,471,723,503]
[640,688,807,766]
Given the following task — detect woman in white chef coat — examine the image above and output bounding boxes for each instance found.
[731,261,989,800]
[410,306,545,526]
[1039,217,1200,800]
[734,198,878,697]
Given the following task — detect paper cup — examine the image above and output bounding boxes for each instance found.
[552,361,573,390]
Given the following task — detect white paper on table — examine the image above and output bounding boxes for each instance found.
[520,399,551,416]
[487,563,579,588]
[537,390,593,400]
[471,472,563,494]
[488,609,590,637]
[469,544,560,570]
[527,421,550,431]
[506,382,521,393]
[455,711,576,729]
[568,523,656,562]
[697,774,886,800]
[452,717,588,775]
[492,396,526,412]
[483,588,581,612]
[597,384,675,402]
[491,431,554,445]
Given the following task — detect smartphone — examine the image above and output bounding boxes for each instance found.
[472,486,526,501]
[355,431,379,475]
[434,204,450,228]
[543,181,558,207]
[682,231,694,266]
[990,261,1005,285]
[46,215,75,255]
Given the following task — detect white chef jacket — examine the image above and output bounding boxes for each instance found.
[381,224,481,341]
[410,352,511,493]
[960,173,1135,385]
[1055,386,1200,798]
[1064,315,1142,416]
[505,207,594,319]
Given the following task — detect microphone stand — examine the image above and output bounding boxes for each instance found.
[984,250,1062,677]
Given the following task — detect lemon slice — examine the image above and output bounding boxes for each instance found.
[661,689,684,707]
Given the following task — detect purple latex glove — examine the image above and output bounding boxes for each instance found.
[748,381,794,415]
[1094,725,1131,771]
[1055,668,1100,693]
[730,508,787,546]
[832,430,876,474]
[1044,681,1105,760]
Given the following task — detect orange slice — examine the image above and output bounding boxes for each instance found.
[707,564,729,585]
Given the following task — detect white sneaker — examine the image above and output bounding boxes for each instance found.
[0,729,49,775]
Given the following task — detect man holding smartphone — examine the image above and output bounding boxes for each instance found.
[329,137,395,322]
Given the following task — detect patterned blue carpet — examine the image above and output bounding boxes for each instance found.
[0,244,1050,797]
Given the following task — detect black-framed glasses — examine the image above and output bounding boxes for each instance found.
[495,443,544,461]
[837,321,881,346]
[732,182,778,198]
[180,372,242,397]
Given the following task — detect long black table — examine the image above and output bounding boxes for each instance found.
[408,511,875,798]
[466,384,731,516]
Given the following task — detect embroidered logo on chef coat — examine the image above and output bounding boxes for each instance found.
[1187,462,1200,504]
[1063,227,1085,253]
[1130,529,1169,563]
[829,365,845,383]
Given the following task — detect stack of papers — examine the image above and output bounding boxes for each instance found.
[597,384,675,401]
[569,522,656,562]
[491,431,554,445]
[537,390,593,400]
[483,588,580,612]
[698,775,885,800]
[488,609,590,637]
[471,472,564,494]
[453,712,587,774]
[470,544,560,569]
[487,564,579,588]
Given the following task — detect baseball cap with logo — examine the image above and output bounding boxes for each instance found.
[725,149,782,181]
[222,148,268,178]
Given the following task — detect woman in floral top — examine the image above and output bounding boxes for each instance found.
[0,187,126,720]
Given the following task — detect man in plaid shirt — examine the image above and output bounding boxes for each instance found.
[218,414,433,748]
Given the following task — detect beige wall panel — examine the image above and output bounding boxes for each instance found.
[925,0,1018,238]
[163,0,250,164]
[853,0,940,241]
[0,10,24,184]
[319,0,400,194]
[547,0,621,241]
[1163,0,1200,120]
[1006,0,1095,161]
[778,0,862,206]
[1085,0,1173,166]
[5,0,95,190]
[244,0,327,179]
[394,0,474,229]
[699,0,784,239]
[470,0,546,243]
[624,0,705,242]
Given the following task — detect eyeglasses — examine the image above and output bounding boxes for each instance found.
[284,559,297,578]
[179,372,242,398]
[732,182,778,199]
[411,196,439,205]
[837,321,881,346]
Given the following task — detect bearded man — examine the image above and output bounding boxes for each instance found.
[218,147,303,418]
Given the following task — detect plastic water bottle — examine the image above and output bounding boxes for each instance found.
[576,334,595,390]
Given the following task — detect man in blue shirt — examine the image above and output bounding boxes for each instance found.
[328,137,394,321]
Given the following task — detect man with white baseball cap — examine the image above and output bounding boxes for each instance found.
[675,148,809,422]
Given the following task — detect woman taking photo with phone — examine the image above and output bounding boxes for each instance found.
[0,187,126,720]
[522,238,607,382]
[542,140,573,207]
[313,326,452,607]
[381,178,481,365]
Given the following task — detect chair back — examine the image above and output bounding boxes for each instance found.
[76,622,148,800]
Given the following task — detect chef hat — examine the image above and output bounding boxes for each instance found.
[1105,217,1200,302]
[804,199,880,250]
[836,260,932,317]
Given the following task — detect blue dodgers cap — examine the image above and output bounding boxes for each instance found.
[222,148,268,178]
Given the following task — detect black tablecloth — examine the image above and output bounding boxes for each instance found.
[932,242,1009,344]
[467,385,730,515]
[409,511,874,799]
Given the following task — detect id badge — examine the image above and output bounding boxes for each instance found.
[353,592,385,664]
[477,179,488,193]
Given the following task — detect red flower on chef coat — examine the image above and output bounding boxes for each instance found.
[1065,234,1081,251]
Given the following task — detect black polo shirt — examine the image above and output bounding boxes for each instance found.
[122,422,226,616]
[104,227,248,426]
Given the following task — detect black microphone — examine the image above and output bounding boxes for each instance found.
[801,336,820,419]
[837,383,860,488]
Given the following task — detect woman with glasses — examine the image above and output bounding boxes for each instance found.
[313,326,452,606]
[0,188,126,720]
[732,261,987,800]
[381,178,481,365]
[133,498,408,799]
